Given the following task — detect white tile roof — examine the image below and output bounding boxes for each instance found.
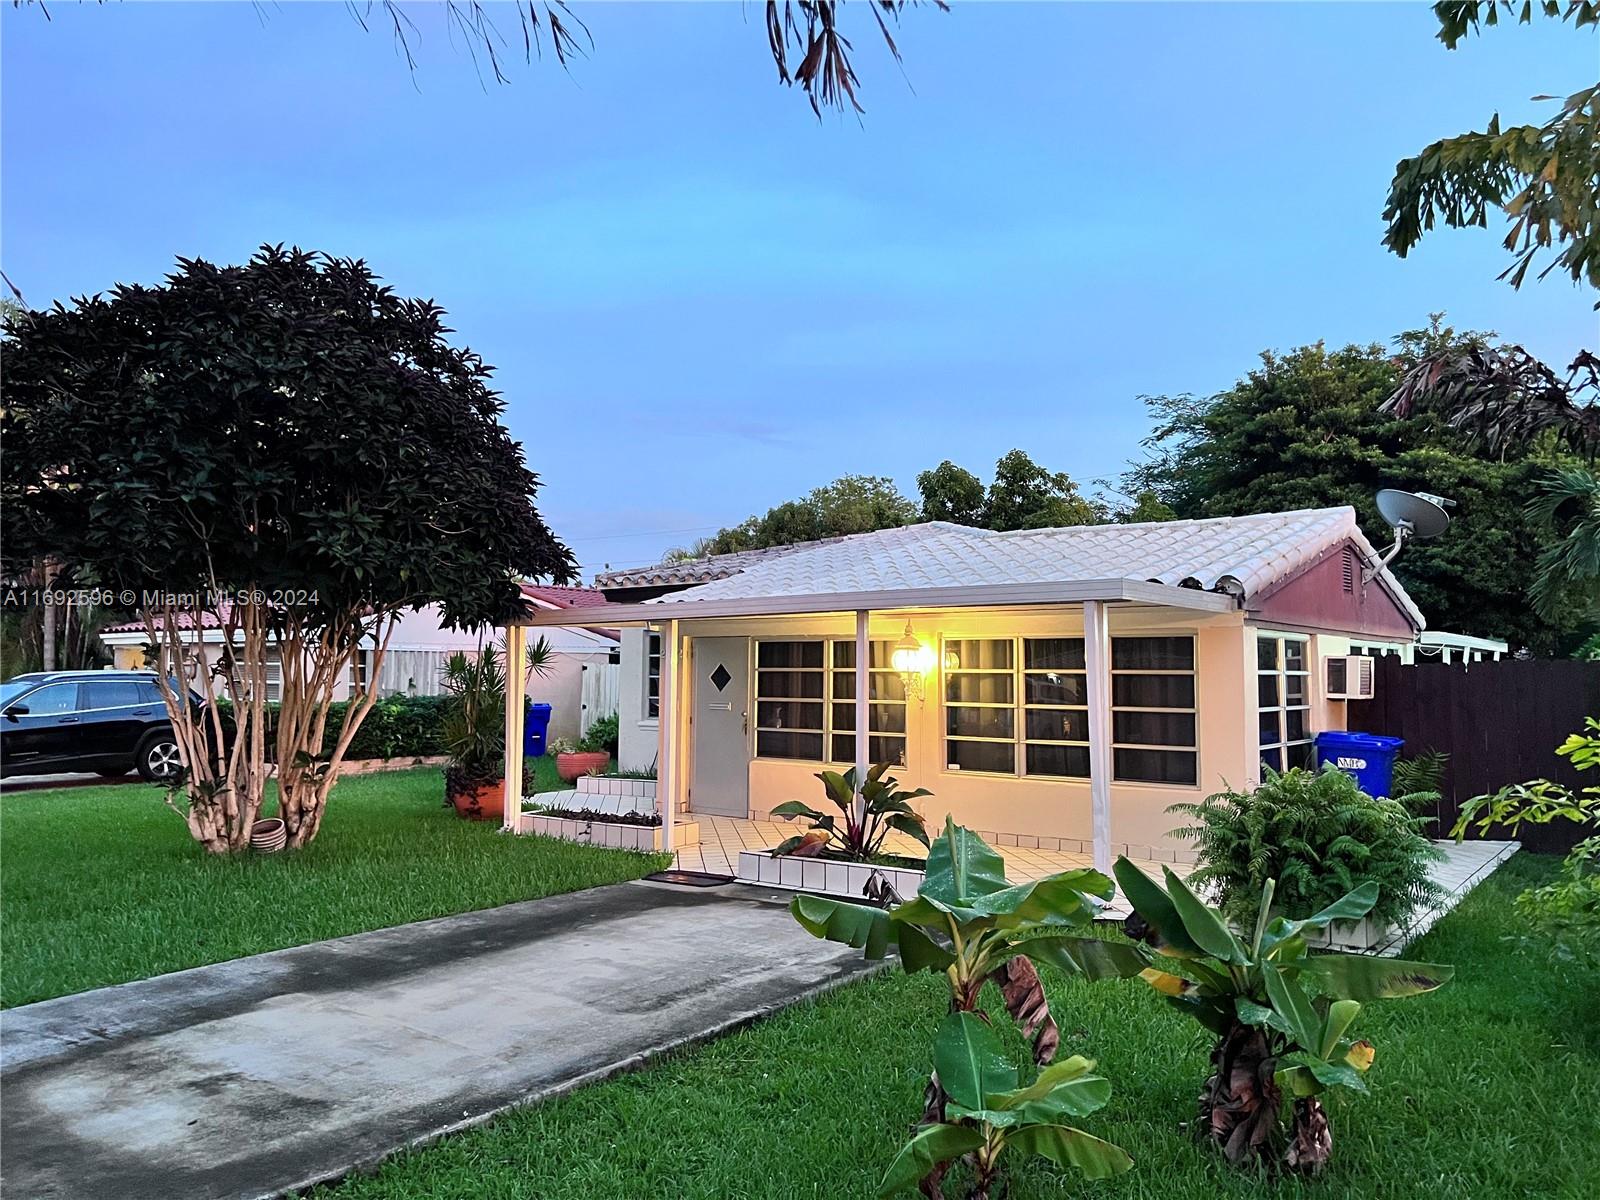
[648,508,1424,628]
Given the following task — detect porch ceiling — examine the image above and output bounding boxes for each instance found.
[513,578,1239,627]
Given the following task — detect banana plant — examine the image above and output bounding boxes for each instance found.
[793,819,1147,1194]
[769,762,933,860]
[1113,857,1455,1174]
[879,1011,1132,1199]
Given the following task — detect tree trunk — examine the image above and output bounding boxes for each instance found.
[39,559,57,672]
[1199,1021,1282,1165]
[1285,1097,1332,1175]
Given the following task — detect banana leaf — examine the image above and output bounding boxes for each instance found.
[932,1011,1018,1111]
[1008,1125,1134,1180]
[876,1123,985,1198]
[1304,953,1456,999]
[789,894,890,959]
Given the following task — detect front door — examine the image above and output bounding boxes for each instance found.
[690,637,750,817]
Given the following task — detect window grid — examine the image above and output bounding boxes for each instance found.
[754,640,905,765]
[1109,636,1198,785]
[941,637,1092,780]
[1257,633,1312,774]
[645,632,662,720]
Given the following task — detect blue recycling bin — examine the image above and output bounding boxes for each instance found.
[524,701,553,757]
[1314,731,1404,798]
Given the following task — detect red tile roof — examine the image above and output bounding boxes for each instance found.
[518,584,610,609]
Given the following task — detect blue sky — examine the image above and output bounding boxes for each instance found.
[4,2,1595,580]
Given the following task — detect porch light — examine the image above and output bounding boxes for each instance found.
[891,621,935,699]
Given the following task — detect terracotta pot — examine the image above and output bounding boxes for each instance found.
[452,778,506,822]
[556,751,611,782]
[251,817,287,854]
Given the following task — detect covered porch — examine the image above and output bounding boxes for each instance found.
[508,578,1246,871]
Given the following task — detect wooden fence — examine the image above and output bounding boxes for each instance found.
[1348,655,1600,853]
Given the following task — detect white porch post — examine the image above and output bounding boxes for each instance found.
[502,622,527,833]
[657,619,680,856]
[1082,600,1113,872]
[854,611,869,822]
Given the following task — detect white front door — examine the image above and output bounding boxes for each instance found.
[690,637,750,817]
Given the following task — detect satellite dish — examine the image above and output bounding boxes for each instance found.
[1365,489,1455,585]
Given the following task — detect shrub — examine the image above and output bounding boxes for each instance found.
[1169,765,1445,931]
[579,711,619,756]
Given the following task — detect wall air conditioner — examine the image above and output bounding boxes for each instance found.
[1325,655,1375,701]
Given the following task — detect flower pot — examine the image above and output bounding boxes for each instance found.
[251,817,287,854]
[452,778,506,821]
[556,751,611,782]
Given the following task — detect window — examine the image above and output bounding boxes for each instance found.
[11,682,80,715]
[1110,636,1197,785]
[940,637,1090,779]
[1257,633,1312,773]
[84,680,146,709]
[755,640,906,764]
[944,638,1016,773]
[263,651,284,703]
[831,641,907,767]
[645,632,662,720]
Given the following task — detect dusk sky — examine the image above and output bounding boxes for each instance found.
[5,2,1595,581]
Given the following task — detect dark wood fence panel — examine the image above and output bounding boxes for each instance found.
[1348,656,1600,854]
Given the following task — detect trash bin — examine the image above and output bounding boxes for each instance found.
[524,701,553,757]
[1313,731,1404,797]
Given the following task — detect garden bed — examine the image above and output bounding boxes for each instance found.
[527,812,698,854]
[736,849,926,901]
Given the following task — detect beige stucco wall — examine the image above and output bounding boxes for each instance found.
[644,604,1280,855]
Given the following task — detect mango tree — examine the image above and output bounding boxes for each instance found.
[1113,858,1455,1173]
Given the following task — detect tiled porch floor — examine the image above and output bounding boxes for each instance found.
[667,814,1519,934]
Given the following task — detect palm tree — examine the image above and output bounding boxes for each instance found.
[1386,344,1600,621]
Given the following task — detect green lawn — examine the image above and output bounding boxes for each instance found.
[0,764,664,1008]
[317,854,1600,1200]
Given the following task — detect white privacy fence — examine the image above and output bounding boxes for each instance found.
[376,649,452,697]
[579,660,620,736]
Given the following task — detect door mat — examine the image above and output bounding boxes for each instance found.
[645,870,736,888]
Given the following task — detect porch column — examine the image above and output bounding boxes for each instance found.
[854,609,870,776]
[656,618,680,856]
[503,622,527,833]
[1082,600,1113,872]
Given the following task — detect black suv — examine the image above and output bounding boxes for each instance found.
[0,671,185,782]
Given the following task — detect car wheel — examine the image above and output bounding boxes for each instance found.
[137,734,183,783]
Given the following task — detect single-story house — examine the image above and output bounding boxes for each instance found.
[101,585,617,741]
[503,506,1431,868]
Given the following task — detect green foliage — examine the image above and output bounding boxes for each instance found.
[577,711,619,756]
[1170,766,1446,932]
[327,695,449,761]
[1115,861,1453,1170]
[1454,718,1600,955]
[1124,322,1589,650]
[1391,747,1450,803]
[704,475,920,555]
[1386,3,1599,295]
[793,820,1142,1197]
[916,460,988,525]
[920,450,1107,531]
[440,646,506,790]
[769,762,933,861]
[877,1013,1132,1197]
[1527,466,1600,621]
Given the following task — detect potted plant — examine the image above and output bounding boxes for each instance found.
[441,644,507,820]
[556,711,618,781]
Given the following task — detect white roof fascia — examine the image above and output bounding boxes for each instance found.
[515,578,1238,628]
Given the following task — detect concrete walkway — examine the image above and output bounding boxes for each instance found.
[1,881,881,1200]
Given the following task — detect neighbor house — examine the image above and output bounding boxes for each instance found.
[507,508,1428,866]
[101,585,617,741]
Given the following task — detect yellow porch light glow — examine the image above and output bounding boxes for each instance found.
[890,622,935,678]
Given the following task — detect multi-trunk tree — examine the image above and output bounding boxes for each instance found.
[2,246,573,852]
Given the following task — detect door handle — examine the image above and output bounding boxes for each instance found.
[58,717,80,724]
[742,711,749,735]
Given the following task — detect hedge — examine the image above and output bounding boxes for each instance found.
[213,694,452,762]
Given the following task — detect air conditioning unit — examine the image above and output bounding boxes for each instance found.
[1325,655,1375,701]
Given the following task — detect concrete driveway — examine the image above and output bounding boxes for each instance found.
[1,880,881,1200]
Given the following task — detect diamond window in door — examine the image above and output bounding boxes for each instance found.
[710,663,732,692]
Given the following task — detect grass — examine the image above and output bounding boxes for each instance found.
[0,765,667,1007]
[317,854,1600,1200]
[525,752,575,794]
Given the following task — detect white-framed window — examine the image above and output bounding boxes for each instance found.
[263,649,284,703]
[1257,633,1312,773]
[831,641,908,767]
[1110,636,1197,785]
[645,632,662,720]
[940,637,1091,779]
[754,639,906,764]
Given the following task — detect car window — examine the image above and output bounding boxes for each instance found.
[12,683,80,715]
[85,681,147,709]
[140,682,166,705]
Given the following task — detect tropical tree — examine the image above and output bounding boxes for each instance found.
[1125,322,1590,651]
[704,474,920,554]
[1,246,573,852]
[1114,860,1455,1174]
[1383,2,1598,296]
[768,762,932,861]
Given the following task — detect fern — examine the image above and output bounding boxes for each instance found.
[1170,765,1446,931]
